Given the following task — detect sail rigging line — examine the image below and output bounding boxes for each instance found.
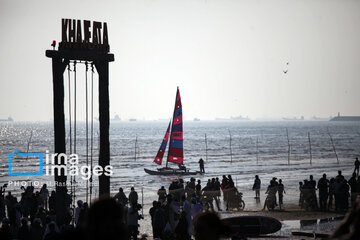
[85,62,89,203]
[89,62,94,205]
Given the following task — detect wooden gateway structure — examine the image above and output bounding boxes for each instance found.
[46,19,114,224]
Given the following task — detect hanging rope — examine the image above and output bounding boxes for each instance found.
[85,62,89,203]
[73,60,77,206]
[67,63,73,213]
[90,62,94,205]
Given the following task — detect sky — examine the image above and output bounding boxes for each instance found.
[0,0,359,121]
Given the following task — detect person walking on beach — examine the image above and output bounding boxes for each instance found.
[278,179,285,210]
[252,175,261,199]
[317,174,329,211]
[129,187,138,206]
[198,158,205,173]
[354,157,360,176]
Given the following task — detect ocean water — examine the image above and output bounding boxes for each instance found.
[1,120,359,235]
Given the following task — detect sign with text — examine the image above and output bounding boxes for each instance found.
[59,19,109,52]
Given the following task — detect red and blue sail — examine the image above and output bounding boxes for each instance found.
[154,121,171,165]
[168,87,184,164]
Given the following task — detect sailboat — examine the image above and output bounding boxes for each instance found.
[144,87,200,176]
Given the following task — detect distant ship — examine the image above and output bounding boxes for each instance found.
[311,116,330,121]
[282,116,304,121]
[216,115,250,121]
[111,114,121,121]
[193,118,200,122]
[0,117,14,122]
[330,112,360,121]
[129,118,137,122]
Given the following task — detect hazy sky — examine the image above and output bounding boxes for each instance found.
[1,0,359,121]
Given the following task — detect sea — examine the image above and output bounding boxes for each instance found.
[1,120,359,235]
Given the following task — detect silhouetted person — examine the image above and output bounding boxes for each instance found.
[48,191,56,211]
[175,211,191,240]
[348,172,357,206]
[114,188,128,206]
[128,187,138,206]
[355,157,360,176]
[30,218,44,240]
[278,179,285,210]
[328,178,335,210]
[84,198,127,240]
[18,217,30,240]
[318,173,329,211]
[252,175,261,199]
[193,212,232,240]
[0,218,12,240]
[198,158,205,173]
[40,184,49,210]
[336,170,345,181]
[74,200,83,226]
[152,201,166,239]
[44,222,59,240]
[127,203,142,240]
[157,186,167,204]
[299,182,304,208]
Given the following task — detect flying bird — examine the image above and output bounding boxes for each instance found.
[283,70,288,74]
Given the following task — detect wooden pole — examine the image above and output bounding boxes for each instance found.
[327,127,339,164]
[51,57,68,225]
[286,128,290,165]
[229,130,233,163]
[308,132,312,165]
[205,134,208,162]
[95,61,110,197]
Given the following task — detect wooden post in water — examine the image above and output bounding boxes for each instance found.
[286,128,290,165]
[205,134,208,162]
[256,137,259,164]
[134,135,138,161]
[229,130,233,163]
[308,132,312,165]
[327,127,339,164]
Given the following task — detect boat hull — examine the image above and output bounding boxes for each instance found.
[222,216,281,236]
[144,167,200,176]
